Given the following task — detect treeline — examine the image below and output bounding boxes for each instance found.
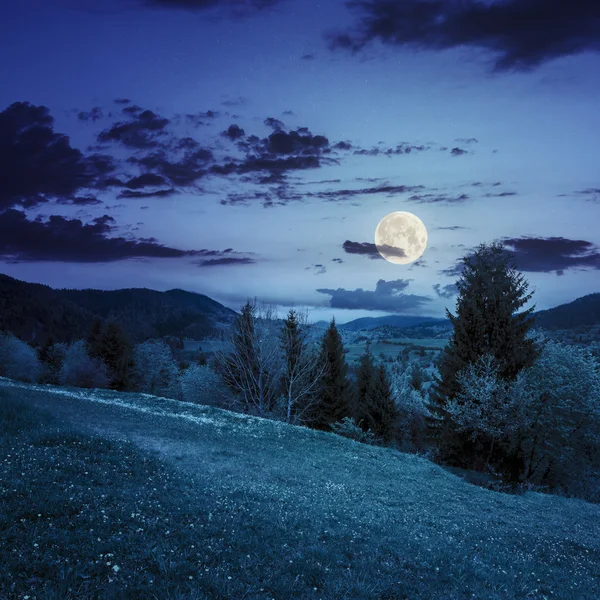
[1,242,600,504]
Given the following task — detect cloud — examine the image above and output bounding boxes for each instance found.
[306,263,327,275]
[98,108,170,149]
[450,147,468,157]
[352,142,430,156]
[502,236,600,273]
[222,124,246,140]
[408,192,469,204]
[78,107,104,122]
[221,96,249,107]
[342,240,381,259]
[330,0,600,72]
[194,256,256,267]
[114,98,131,105]
[455,138,478,144]
[433,283,458,299]
[317,278,432,312]
[127,147,213,186]
[55,195,104,206]
[313,183,424,201]
[117,189,178,199]
[332,258,344,264]
[144,0,282,17]
[264,117,285,130]
[0,101,116,210]
[301,53,315,60]
[441,236,600,277]
[436,225,470,231]
[0,209,201,262]
[574,188,600,203]
[125,173,170,189]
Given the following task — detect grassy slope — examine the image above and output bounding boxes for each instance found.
[1,380,599,600]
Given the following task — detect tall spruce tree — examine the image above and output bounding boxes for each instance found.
[87,321,131,390]
[311,318,351,430]
[428,241,541,468]
[365,364,397,445]
[354,342,376,430]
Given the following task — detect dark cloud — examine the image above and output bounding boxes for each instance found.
[433,283,458,299]
[222,124,246,140]
[314,183,423,201]
[441,237,600,277]
[78,107,104,122]
[0,101,116,210]
[306,263,327,275]
[317,278,432,312]
[127,147,213,186]
[502,236,600,273]
[450,147,468,156]
[144,0,282,17]
[332,258,344,264]
[574,188,600,202]
[437,225,470,231]
[98,109,170,149]
[408,192,469,204]
[483,191,518,198]
[125,173,170,189]
[331,0,600,72]
[122,105,143,115]
[195,257,256,267]
[301,54,315,60]
[342,240,381,259]
[181,110,219,127]
[455,138,478,144]
[264,117,285,131]
[266,129,329,154]
[117,189,178,199]
[113,98,131,105]
[352,142,430,156]
[0,209,200,262]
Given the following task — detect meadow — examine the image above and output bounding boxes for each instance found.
[1,377,599,599]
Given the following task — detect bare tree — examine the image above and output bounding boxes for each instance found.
[278,308,326,425]
[215,299,283,417]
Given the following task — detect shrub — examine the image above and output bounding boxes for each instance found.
[0,333,42,383]
[180,363,227,405]
[330,416,378,445]
[132,339,180,399]
[59,340,109,389]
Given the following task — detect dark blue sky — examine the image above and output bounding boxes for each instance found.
[1,0,599,322]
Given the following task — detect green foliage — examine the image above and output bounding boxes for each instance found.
[132,339,180,398]
[311,318,351,430]
[0,332,42,383]
[59,341,109,389]
[38,339,68,384]
[429,241,542,465]
[330,416,378,445]
[87,321,132,390]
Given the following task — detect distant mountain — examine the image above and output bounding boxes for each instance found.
[532,293,600,331]
[0,274,237,345]
[339,315,448,331]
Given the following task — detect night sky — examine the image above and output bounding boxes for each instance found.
[1,0,599,323]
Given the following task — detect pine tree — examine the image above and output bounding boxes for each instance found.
[428,241,542,469]
[354,342,376,430]
[99,322,131,390]
[365,364,397,445]
[311,318,351,430]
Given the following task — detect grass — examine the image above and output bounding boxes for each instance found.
[1,380,599,599]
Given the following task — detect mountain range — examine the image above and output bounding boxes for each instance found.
[0,273,598,345]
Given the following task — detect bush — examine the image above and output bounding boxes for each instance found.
[59,340,109,389]
[180,363,227,405]
[132,340,180,399]
[330,416,378,445]
[0,333,42,383]
[39,342,68,385]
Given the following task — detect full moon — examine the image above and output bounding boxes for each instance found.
[374,211,428,264]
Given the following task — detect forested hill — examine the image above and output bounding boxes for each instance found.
[0,274,237,344]
[533,293,600,330]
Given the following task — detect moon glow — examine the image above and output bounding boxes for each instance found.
[374,211,428,264]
